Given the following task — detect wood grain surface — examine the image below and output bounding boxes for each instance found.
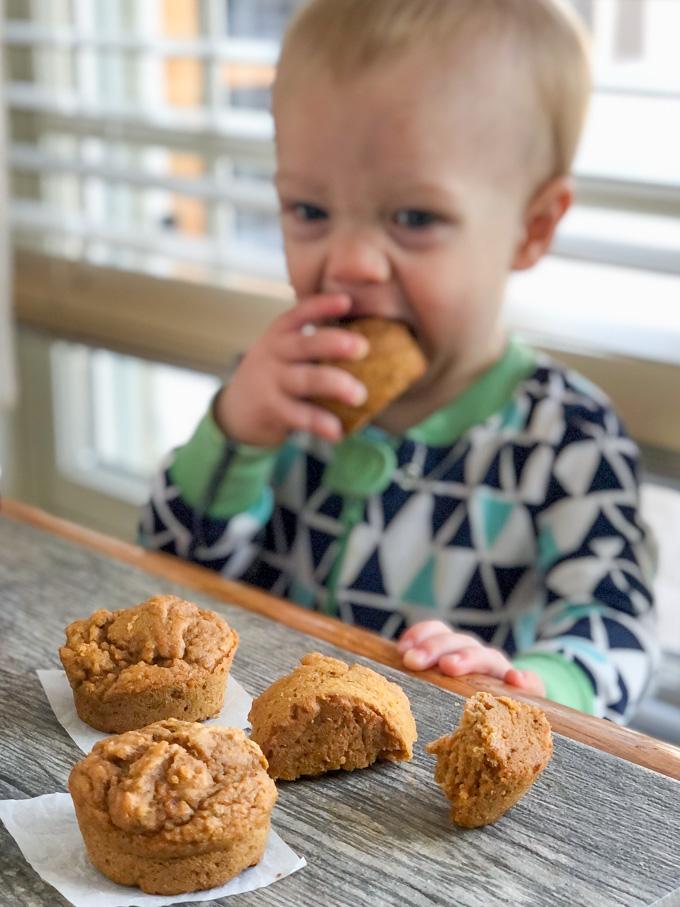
[1,511,680,906]
[3,499,680,783]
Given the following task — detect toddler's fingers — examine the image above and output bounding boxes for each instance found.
[278,293,352,334]
[281,364,367,407]
[504,668,546,697]
[275,326,369,363]
[279,397,343,442]
[397,620,457,654]
[402,631,482,670]
[438,646,512,680]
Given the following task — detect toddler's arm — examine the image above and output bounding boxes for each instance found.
[140,293,369,572]
[510,411,660,722]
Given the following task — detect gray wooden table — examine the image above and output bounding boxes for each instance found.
[1,514,680,907]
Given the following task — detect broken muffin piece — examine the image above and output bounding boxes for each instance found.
[313,317,427,434]
[248,652,417,780]
[426,691,552,828]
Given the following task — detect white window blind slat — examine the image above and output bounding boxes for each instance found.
[8,141,278,210]
[10,198,285,278]
[4,82,274,144]
[3,21,280,64]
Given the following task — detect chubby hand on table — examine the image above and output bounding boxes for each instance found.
[397,620,546,697]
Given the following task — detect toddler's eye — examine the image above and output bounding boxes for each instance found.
[394,209,438,229]
[292,203,327,222]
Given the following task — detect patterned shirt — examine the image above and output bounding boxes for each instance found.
[141,341,658,723]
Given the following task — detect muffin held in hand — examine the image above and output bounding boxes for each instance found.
[59,595,238,732]
[427,692,553,828]
[313,318,427,434]
[69,720,277,895]
[249,652,417,781]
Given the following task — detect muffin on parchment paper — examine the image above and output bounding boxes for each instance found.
[313,317,427,434]
[249,652,417,781]
[427,691,553,828]
[69,720,276,895]
[59,594,238,732]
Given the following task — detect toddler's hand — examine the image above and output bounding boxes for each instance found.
[397,620,546,697]
[214,294,369,447]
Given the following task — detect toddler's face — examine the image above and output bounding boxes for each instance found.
[274,50,535,403]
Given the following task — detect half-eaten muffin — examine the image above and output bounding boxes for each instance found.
[249,652,417,780]
[427,691,552,827]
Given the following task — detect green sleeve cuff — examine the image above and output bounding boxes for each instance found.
[512,653,596,715]
[168,411,279,519]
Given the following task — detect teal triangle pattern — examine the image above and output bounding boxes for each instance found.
[499,400,525,431]
[538,527,561,571]
[272,441,299,488]
[403,556,437,608]
[479,494,514,548]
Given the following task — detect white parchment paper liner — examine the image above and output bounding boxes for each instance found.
[37,669,252,753]
[0,793,305,907]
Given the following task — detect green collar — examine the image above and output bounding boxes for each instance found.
[407,337,536,446]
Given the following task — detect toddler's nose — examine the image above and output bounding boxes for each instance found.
[323,231,390,288]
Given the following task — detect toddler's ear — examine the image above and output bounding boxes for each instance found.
[512,176,573,271]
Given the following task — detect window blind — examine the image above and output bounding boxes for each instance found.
[3,0,300,284]
[551,0,680,274]
[1,0,678,286]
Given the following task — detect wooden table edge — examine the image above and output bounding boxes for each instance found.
[4,497,680,783]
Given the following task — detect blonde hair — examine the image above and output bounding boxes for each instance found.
[275,0,592,178]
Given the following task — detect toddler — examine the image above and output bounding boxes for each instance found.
[142,0,658,723]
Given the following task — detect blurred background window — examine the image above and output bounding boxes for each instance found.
[557,0,680,273]
[2,0,678,282]
[3,0,300,284]
[2,0,299,503]
[51,342,219,504]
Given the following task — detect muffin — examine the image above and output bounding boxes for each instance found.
[59,594,238,732]
[313,317,427,434]
[69,720,277,895]
[426,692,553,828]
[249,652,417,780]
